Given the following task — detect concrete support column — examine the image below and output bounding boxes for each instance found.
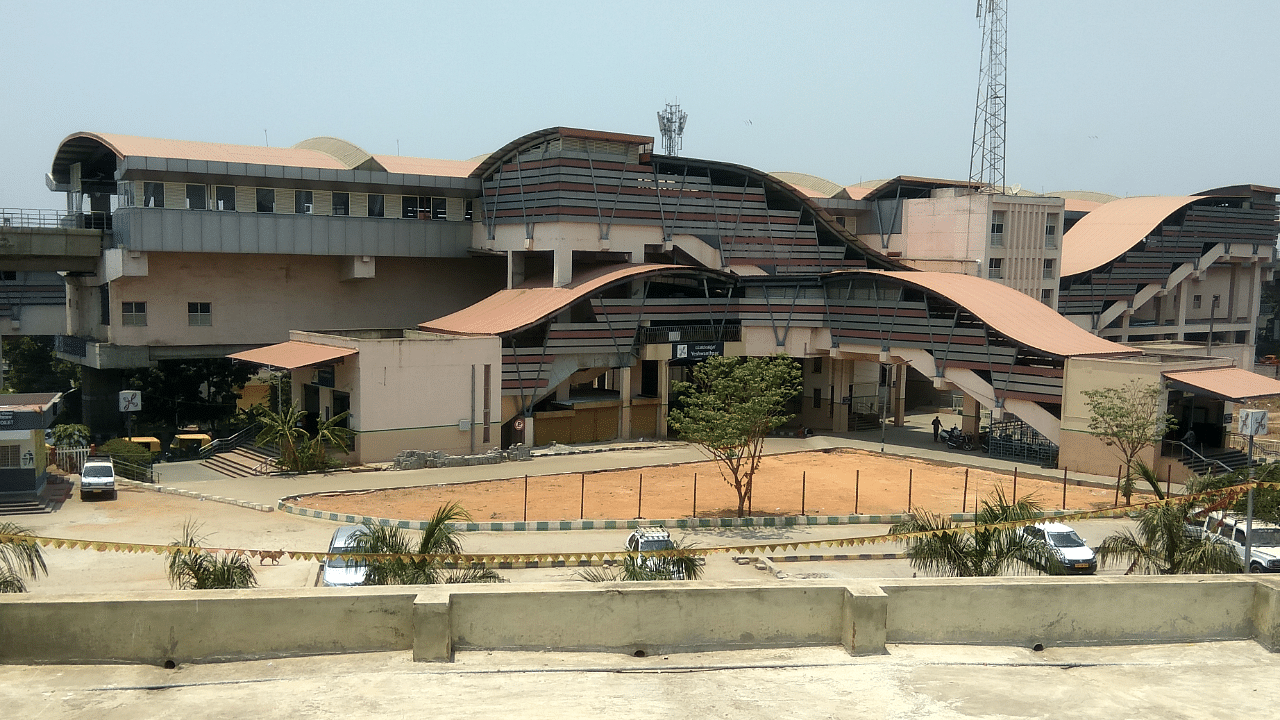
[893,364,906,427]
[617,366,632,440]
[832,358,850,433]
[1249,263,1262,347]
[656,361,670,438]
[1176,280,1189,341]
[552,249,573,288]
[962,395,980,435]
[507,251,525,289]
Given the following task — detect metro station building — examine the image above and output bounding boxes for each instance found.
[40,127,1280,479]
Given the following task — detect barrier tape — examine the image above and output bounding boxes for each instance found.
[3,483,1276,565]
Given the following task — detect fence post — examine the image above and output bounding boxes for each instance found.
[692,472,697,518]
[1165,464,1172,498]
[1062,467,1068,510]
[907,469,913,512]
[637,473,643,519]
[523,475,528,522]
[1012,467,1018,503]
[854,469,860,515]
[580,473,585,520]
[801,471,806,516]
[962,468,969,515]
[1114,466,1121,507]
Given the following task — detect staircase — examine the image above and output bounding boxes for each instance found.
[1180,448,1257,475]
[849,412,881,432]
[200,446,278,478]
[0,476,74,516]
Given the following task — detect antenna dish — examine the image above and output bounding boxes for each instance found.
[1009,183,1022,195]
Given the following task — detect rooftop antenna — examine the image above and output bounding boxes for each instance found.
[657,101,688,156]
[968,0,1007,193]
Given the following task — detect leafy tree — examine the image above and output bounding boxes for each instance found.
[166,520,257,590]
[51,424,90,448]
[255,405,354,474]
[353,503,503,585]
[1082,380,1176,503]
[123,358,253,432]
[99,438,150,465]
[1095,499,1242,575]
[0,522,47,593]
[1189,465,1280,525]
[2,337,79,394]
[890,488,1065,577]
[668,355,802,517]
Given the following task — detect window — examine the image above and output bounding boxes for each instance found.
[1043,258,1055,279]
[1041,289,1054,305]
[187,302,212,326]
[988,257,1004,279]
[0,445,19,468]
[812,356,823,374]
[432,197,447,220]
[1045,213,1058,248]
[403,195,425,219]
[100,285,110,326]
[121,301,147,326]
[332,192,349,216]
[294,190,313,214]
[185,184,206,210]
[0,271,15,281]
[990,210,1005,247]
[465,199,474,221]
[368,194,384,218]
[215,186,236,211]
[143,182,164,208]
[1193,294,1202,310]
[256,188,275,213]
[813,387,822,409]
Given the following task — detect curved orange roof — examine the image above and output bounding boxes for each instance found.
[861,270,1133,358]
[1059,196,1200,277]
[56,131,350,169]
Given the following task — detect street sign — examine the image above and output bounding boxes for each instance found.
[118,390,142,413]
[1239,408,1268,437]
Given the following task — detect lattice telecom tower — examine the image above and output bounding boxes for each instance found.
[657,102,688,156]
[968,0,1008,192]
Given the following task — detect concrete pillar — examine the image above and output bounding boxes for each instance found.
[962,395,980,435]
[552,249,573,288]
[893,364,907,427]
[507,251,525,289]
[617,366,632,440]
[832,358,850,433]
[1176,280,1189,341]
[656,360,670,438]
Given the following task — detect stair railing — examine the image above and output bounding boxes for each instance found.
[199,423,262,459]
[1169,441,1234,475]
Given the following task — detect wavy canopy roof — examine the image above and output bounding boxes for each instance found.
[1059,196,1200,277]
[861,270,1133,358]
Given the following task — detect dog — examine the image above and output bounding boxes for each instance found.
[258,549,286,565]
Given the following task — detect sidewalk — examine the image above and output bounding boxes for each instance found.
[146,414,1132,511]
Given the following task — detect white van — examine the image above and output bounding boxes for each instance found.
[1202,511,1280,573]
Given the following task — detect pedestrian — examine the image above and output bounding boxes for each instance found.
[932,415,943,442]
[1182,428,1196,457]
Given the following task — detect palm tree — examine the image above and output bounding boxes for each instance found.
[1095,499,1242,575]
[353,503,503,585]
[309,410,355,469]
[254,404,310,472]
[0,522,47,593]
[890,487,1064,577]
[576,540,705,582]
[166,520,257,589]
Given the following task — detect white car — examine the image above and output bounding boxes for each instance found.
[625,527,686,579]
[1202,511,1280,573]
[79,457,117,501]
[1020,522,1097,574]
[321,525,369,587]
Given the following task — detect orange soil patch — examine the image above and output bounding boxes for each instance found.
[299,449,1147,522]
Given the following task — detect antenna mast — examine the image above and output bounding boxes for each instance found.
[657,102,688,156]
[968,0,1007,192]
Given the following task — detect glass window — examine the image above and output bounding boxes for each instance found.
[432,197,447,220]
[465,199,474,221]
[812,356,823,374]
[1043,259,1055,279]
[256,188,275,213]
[187,302,212,326]
[0,445,19,468]
[990,210,1005,247]
[295,190,313,214]
[215,186,236,211]
[1041,289,1054,305]
[988,257,1003,279]
[143,182,164,208]
[185,184,206,210]
[368,194,384,218]
[1045,213,1058,248]
[121,301,147,326]
[1193,294,1202,310]
[403,195,424,219]
[332,192,349,216]
[812,387,822,409]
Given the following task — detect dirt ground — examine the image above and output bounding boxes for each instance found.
[298,448,1143,522]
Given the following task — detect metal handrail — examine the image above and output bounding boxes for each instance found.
[1224,431,1280,462]
[112,458,160,484]
[0,208,110,230]
[199,422,262,459]
[1169,441,1233,475]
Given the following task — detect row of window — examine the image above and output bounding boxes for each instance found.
[987,258,1055,280]
[990,211,1059,249]
[121,301,210,327]
[130,182,472,220]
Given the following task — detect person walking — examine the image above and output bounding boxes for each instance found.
[932,416,943,442]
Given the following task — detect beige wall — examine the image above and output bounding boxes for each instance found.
[95,253,504,348]
[3,576,1277,665]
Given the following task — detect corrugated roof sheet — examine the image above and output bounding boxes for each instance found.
[371,155,481,178]
[1163,367,1280,401]
[420,264,697,336]
[228,341,356,369]
[1059,196,1200,277]
[79,132,351,169]
[864,270,1134,358]
[1063,198,1102,213]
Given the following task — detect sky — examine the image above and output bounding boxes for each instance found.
[2,1,1277,210]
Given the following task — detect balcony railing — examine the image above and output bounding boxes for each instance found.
[638,324,741,344]
[0,208,110,230]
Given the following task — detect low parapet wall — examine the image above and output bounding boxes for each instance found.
[2,577,1277,666]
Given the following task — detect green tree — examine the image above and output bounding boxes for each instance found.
[1095,499,1242,575]
[668,355,802,517]
[0,522,47,593]
[165,521,257,590]
[890,488,1065,577]
[1082,380,1176,503]
[353,503,503,585]
[2,337,79,394]
[123,358,253,432]
[1188,465,1280,525]
[51,424,90,448]
[255,405,354,474]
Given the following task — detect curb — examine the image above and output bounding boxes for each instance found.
[117,479,275,513]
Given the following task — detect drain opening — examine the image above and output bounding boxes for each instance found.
[1031,643,1045,652]
[633,649,647,658]
[163,659,177,669]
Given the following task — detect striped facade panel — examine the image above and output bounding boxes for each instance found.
[545,321,639,355]
[313,191,333,216]
[236,186,256,213]
[502,351,554,393]
[276,189,295,215]
[163,182,185,210]
[351,193,369,217]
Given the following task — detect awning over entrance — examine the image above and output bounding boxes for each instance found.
[228,341,356,370]
[1163,367,1280,402]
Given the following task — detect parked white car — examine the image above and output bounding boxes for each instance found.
[321,525,369,587]
[625,527,686,579]
[1202,511,1280,573]
[79,457,117,501]
[1020,522,1097,574]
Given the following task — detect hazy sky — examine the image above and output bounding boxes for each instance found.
[2,1,1277,210]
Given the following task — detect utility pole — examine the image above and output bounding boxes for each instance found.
[969,0,1008,192]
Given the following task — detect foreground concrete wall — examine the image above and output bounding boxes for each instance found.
[1,578,1277,666]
